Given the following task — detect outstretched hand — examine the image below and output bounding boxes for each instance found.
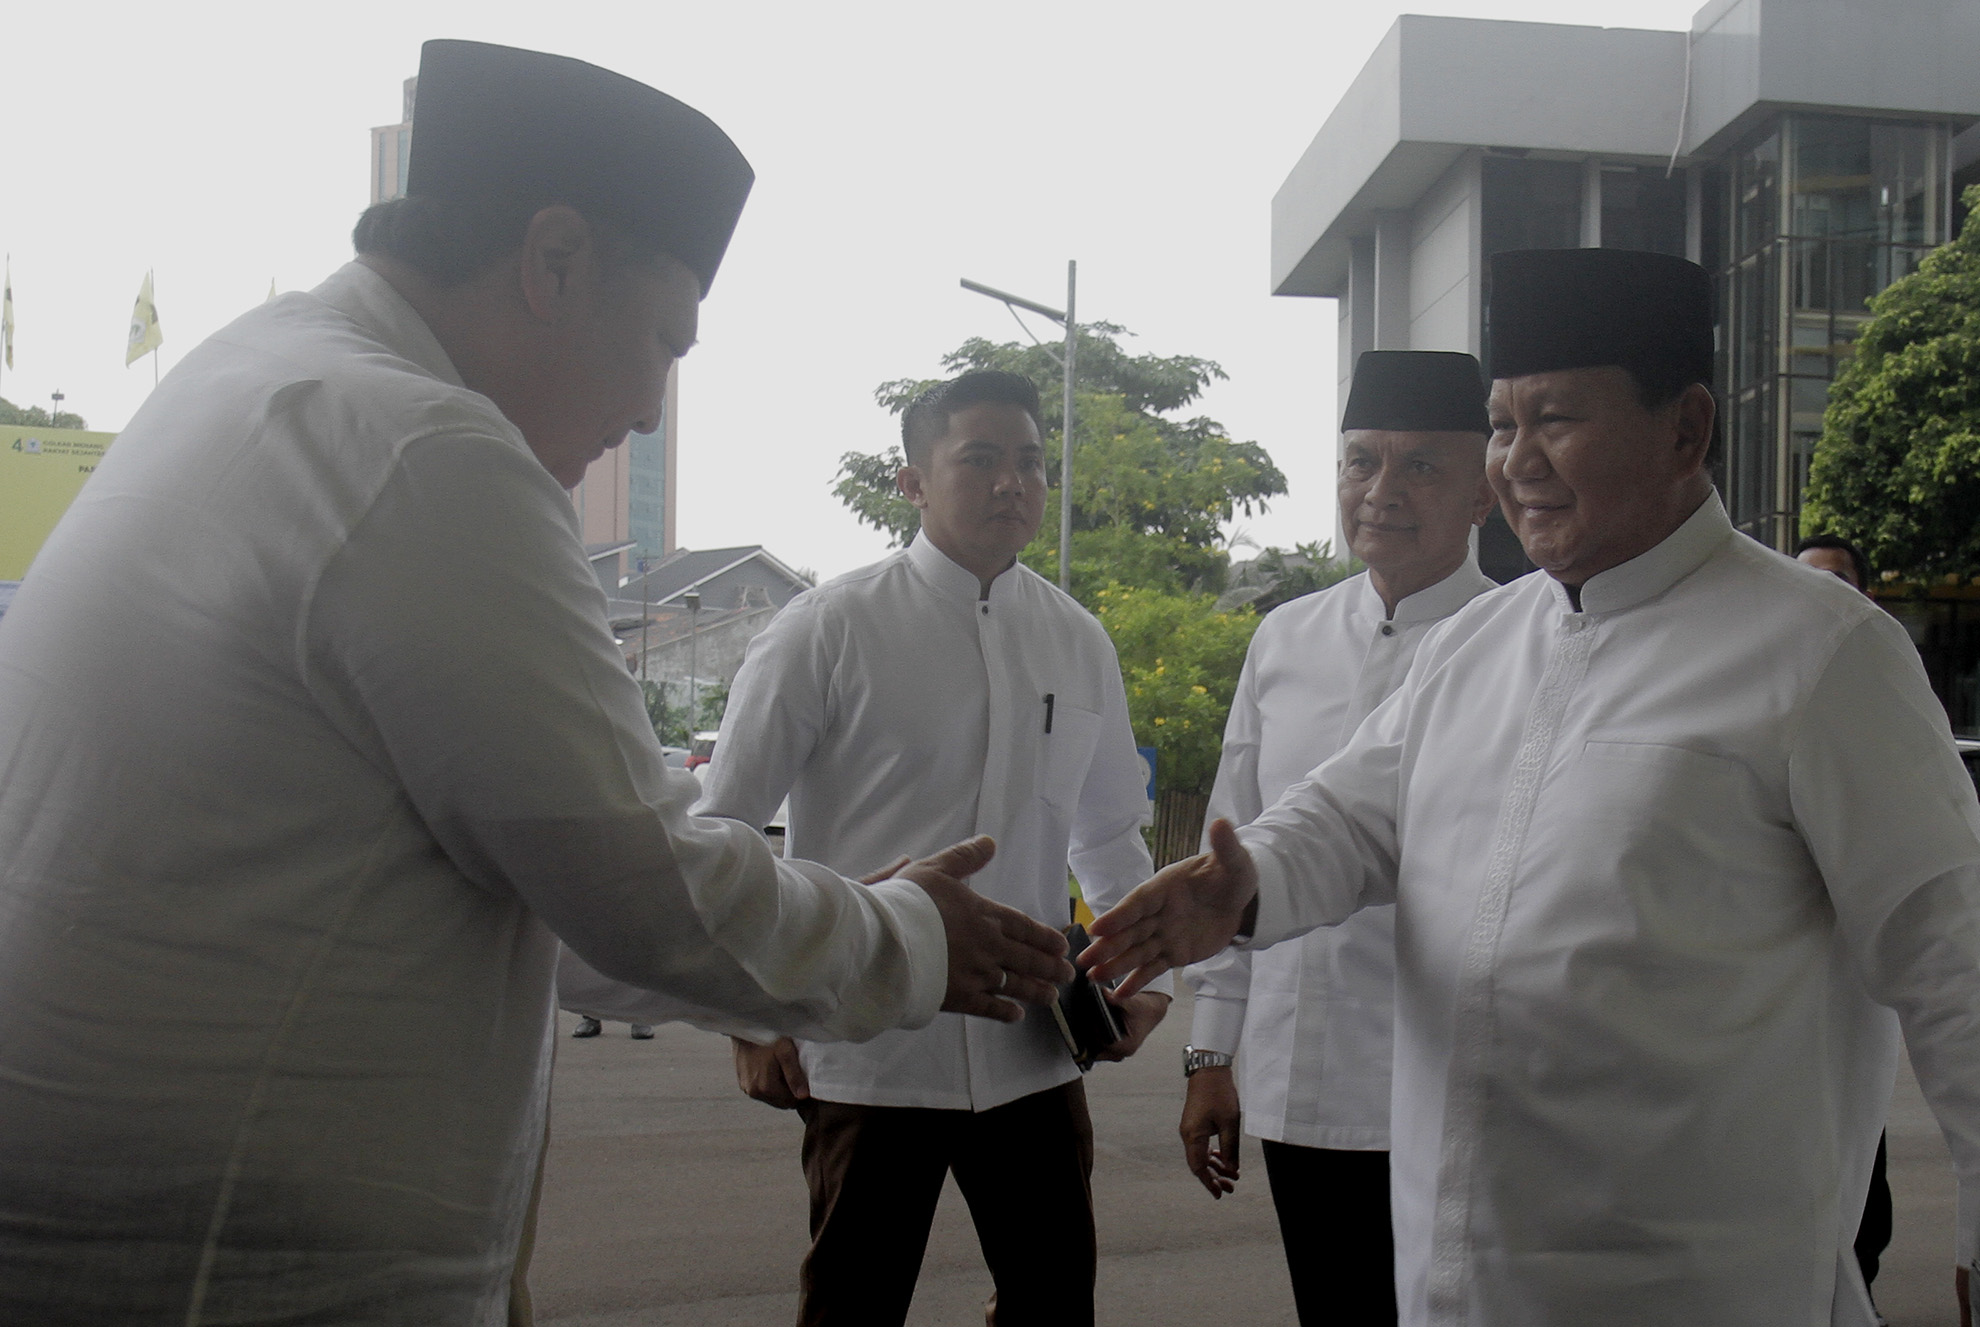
[1079,818,1258,998]
[888,836,1073,1022]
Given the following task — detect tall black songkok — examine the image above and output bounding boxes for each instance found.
[1487,248,1714,386]
[1341,350,1491,435]
[407,40,754,295]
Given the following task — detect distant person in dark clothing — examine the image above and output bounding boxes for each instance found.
[1798,531,1892,1318]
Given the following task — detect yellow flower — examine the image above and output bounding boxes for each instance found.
[1153,717,1166,726]
[1191,685,1207,695]
[1155,665,1165,675]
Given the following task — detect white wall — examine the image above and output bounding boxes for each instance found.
[1408,152,1482,354]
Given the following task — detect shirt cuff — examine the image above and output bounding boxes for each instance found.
[1190,994,1247,1055]
[1239,828,1298,950]
[865,877,948,1030]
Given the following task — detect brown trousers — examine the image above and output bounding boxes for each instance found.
[796,1080,1096,1327]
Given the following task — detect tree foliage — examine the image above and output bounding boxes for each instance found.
[0,396,86,429]
[1803,184,1980,580]
[1089,582,1260,796]
[1217,540,1361,615]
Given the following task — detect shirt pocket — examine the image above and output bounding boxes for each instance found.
[1037,701,1102,813]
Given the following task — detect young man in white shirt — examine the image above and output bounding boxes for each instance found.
[709,370,1169,1327]
[1088,249,1980,1326]
[1178,350,1495,1324]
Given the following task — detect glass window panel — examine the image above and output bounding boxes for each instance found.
[1736,132,1781,256]
[1601,165,1688,256]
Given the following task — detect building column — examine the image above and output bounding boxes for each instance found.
[1340,235,1377,405]
[1580,159,1603,247]
[1372,210,1412,349]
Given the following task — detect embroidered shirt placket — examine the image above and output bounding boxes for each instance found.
[1425,609,1595,1323]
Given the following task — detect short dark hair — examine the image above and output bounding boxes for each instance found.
[900,370,1044,467]
[352,195,664,289]
[1795,532,1871,589]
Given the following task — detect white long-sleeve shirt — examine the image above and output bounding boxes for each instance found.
[1239,494,1980,1327]
[0,262,944,1326]
[696,533,1162,1112]
[1186,561,1494,1149]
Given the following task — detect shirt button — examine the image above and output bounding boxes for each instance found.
[1380,623,1395,637]
[980,604,989,615]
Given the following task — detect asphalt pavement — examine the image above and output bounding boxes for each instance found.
[529,994,1960,1326]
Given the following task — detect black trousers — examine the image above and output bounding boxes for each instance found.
[1855,1131,1892,1293]
[1261,1140,1398,1326]
[795,1081,1095,1327]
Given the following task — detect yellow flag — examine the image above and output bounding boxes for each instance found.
[3,257,13,372]
[266,278,277,303]
[126,270,163,366]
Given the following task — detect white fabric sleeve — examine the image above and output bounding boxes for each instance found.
[1239,680,1406,950]
[1185,636,1269,1051]
[1069,640,1170,996]
[304,433,945,1044]
[1789,613,1980,1267]
[693,595,830,831]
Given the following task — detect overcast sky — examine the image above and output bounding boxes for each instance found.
[5,0,1700,580]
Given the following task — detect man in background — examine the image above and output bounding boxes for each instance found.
[710,370,1167,1327]
[1179,350,1496,1324]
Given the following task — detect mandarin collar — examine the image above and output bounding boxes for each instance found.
[906,531,1018,604]
[309,262,465,390]
[1552,491,1731,616]
[1378,554,1496,629]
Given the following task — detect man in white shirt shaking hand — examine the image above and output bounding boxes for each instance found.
[1087,248,1980,1326]
[1179,350,1497,1325]
[708,370,1167,1327]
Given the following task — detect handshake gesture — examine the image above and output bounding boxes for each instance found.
[734,831,1199,1109]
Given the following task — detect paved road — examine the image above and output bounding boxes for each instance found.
[530,995,1959,1326]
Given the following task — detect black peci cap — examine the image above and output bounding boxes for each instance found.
[406,40,754,295]
[1341,350,1490,435]
[1487,248,1713,386]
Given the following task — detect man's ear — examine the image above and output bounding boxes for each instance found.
[897,464,928,509]
[517,205,594,322]
[1470,464,1497,528]
[1673,382,1715,474]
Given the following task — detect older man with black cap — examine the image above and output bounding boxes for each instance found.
[1085,247,1980,1326]
[0,40,1071,1326]
[1177,350,1495,1326]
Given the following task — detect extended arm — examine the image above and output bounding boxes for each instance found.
[1793,615,1980,1309]
[309,435,1065,1044]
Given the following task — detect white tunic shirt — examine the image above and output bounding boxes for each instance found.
[1240,495,1980,1327]
[1186,561,1495,1149]
[0,263,945,1326]
[697,534,1161,1112]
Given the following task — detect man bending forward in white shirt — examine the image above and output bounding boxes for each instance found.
[709,370,1169,1327]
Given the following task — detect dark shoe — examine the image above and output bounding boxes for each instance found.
[630,1024,654,1039]
[572,1016,602,1038]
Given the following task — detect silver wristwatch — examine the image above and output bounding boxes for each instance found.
[1183,1045,1235,1077]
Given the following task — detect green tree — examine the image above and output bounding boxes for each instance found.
[1089,582,1260,795]
[1217,540,1362,615]
[833,323,1287,598]
[0,396,86,429]
[1803,184,1980,580]
[640,678,731,748]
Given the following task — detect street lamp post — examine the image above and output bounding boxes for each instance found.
[50,390,64,423]
[683,590,702,731]
[959,261,1077,592]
